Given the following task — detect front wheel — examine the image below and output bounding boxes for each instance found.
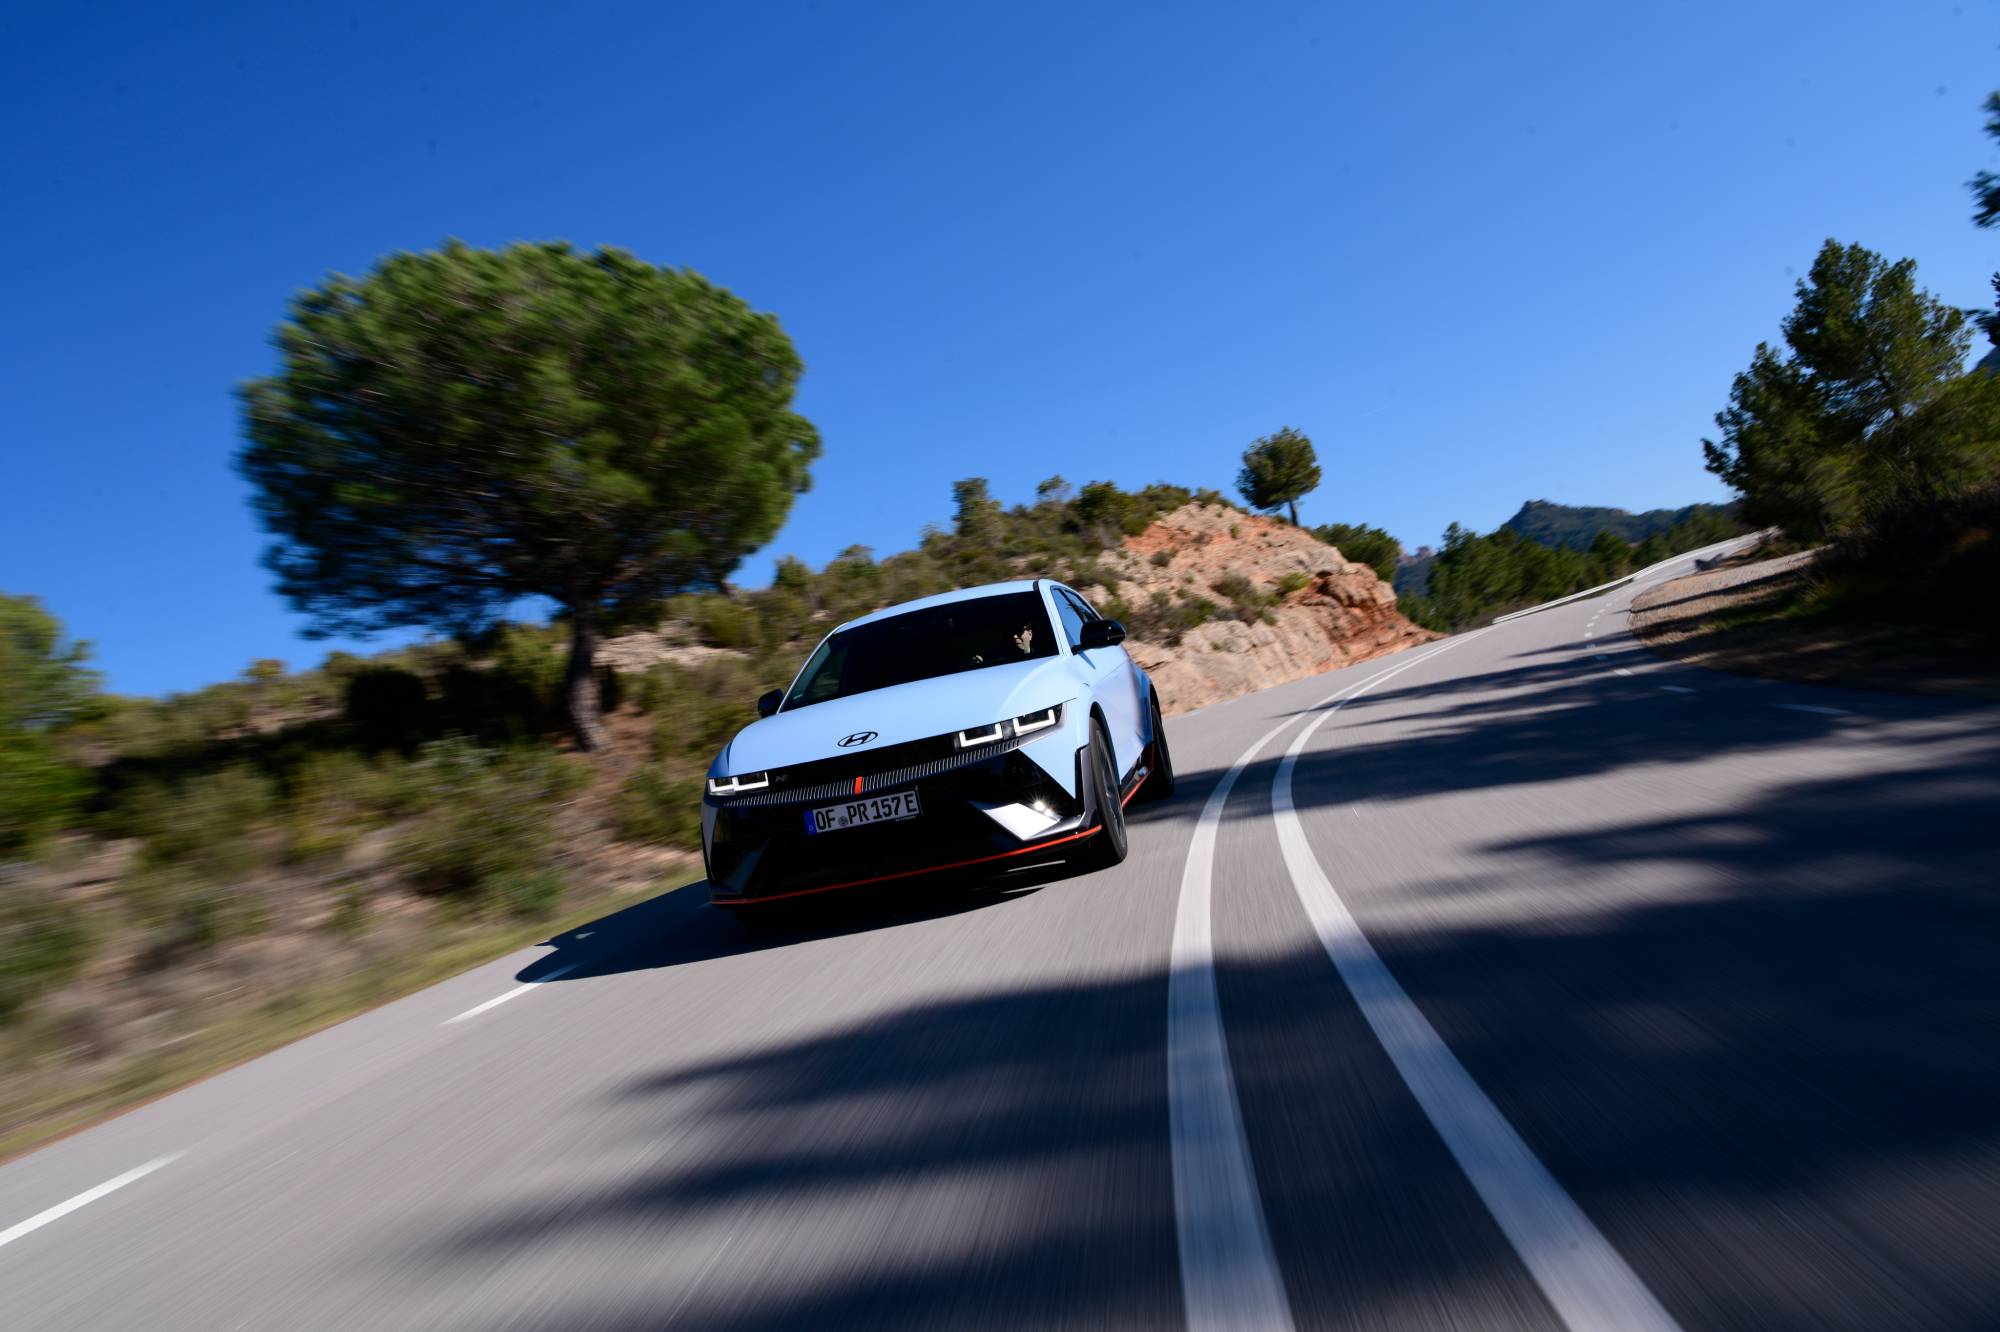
[1078,718,1129,870]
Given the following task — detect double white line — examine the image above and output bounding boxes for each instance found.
[1170,627,1681,1330]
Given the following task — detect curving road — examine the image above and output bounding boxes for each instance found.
[5,542,1999,1330]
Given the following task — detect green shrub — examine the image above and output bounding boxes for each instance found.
[1313,522,1402,583]
[487,622,566,717]
[1124,592,1220,646]
[1211,572,1275,622]
[612,767,703,847]
[0,735,87,858]
[652,657,763,763]
[279,750,400,863]
[1149,550,1174,568]
[0,888,90,1023]
[1275,570,1312,598]
[392,737,579,908]
[119,766,279,879]
[689,596,760,650]
[487,868,565,920]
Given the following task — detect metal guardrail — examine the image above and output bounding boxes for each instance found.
[1487,531,1774,625]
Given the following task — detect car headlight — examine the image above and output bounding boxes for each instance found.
[953,704,1065,749]
[707,771,770,796]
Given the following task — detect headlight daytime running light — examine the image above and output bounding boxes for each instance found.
[707,771,770,797]
[953,703,1065,749]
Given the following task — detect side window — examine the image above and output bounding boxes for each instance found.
[1052,589,1090,649]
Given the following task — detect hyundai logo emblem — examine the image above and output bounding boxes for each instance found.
[838,731,878,748]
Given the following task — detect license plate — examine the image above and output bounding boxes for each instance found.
[805,788,922,834]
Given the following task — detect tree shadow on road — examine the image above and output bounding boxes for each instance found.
[401,645,2000,1330]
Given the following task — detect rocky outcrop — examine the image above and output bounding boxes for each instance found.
[1084,504,1439,715]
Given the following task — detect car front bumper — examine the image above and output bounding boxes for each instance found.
[703,738,1098,905]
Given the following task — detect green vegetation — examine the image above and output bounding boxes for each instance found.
[1401,508,1746,633]
[0,888,88,1025]
[238,240,821,749]
[0,594,98,857]
[1236,427,1321,525]
[613,768,704,847]
[1312,522,1401,582]
[1702,237,2000,616]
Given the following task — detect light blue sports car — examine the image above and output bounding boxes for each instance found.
[700,579,1175,907]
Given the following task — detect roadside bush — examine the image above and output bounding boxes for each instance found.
[0,736,87,858]
[1212,572,1276,622]
[392,737,583,908]
[1275,570,1312,598]
[1121,592,1220,646]
[689,595,760,650]
[652,657,764,763]
[0,887,90,1023]
[279,750,403,862]
[486,868,565,920]
[117,765,279,880]
[612,767,703,847]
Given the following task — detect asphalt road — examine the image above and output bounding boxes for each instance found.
[5,541,1999,1330]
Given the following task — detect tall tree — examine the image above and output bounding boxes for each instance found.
[239,241,820,748]
[1703,239,1974,540]
[1971,91,2000,230]
[0,594,97,856]
[1236,427,1321,525]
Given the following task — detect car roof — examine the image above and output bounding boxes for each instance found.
[837,579,1051,631]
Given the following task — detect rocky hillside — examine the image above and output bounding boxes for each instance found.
[594,503,1438,717]
[1076,504,1437,713]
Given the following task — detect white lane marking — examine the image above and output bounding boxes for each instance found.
[1659,685,1695,695]
[0,1154,183,1251]
[1777,703,1848,716]
[1169,640,1469,1332]
[1613,667,1634,677]
[1270,696,1681,1331]
[443,964,578,1024]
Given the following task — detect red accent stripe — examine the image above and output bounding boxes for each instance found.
[713,825,1103,907]
[717,747,1157,910]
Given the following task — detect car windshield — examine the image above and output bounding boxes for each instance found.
[784,590,1056,710]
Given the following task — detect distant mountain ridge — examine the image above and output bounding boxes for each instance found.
[1391,497,1741,598]
[1500,498,1740,550]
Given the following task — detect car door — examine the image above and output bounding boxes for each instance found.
[1054,585,1145,779]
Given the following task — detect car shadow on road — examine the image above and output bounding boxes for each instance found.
[514,873,1059,984]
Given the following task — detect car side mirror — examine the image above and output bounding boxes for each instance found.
[1078,619,1127,650]
[756,688,783,718]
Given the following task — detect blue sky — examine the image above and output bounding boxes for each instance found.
[5,1,1998,695]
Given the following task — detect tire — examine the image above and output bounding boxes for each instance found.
[1135,689,1176,803]
[1078,718,1129,870]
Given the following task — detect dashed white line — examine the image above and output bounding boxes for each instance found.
[0,1154,183,1251]
[1614,667,1634,677]
[1270,692,1682,1332]
[443,964,578,1024]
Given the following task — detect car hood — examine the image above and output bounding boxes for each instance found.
[714,657,1077,775]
